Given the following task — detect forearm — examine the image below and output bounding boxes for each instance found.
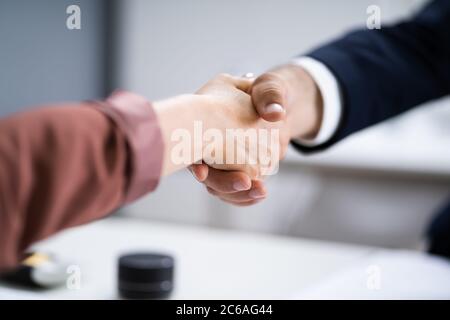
[0,74,260,270]
[306,0,450,143]
[0,92,163,271]
[0,105,125,270]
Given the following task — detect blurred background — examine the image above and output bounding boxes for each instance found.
[1,0,449,249]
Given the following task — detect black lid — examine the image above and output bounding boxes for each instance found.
[118,253,174,299]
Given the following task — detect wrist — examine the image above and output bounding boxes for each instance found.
[154,94,210,175]
[285,65,323,140]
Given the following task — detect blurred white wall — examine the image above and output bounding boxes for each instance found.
[112,0,427,99]
[113,0,450,248]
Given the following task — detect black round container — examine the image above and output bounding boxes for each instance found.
[118,253,174,299]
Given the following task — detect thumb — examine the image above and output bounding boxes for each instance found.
[251,73,287,122]
[189,163,209,182]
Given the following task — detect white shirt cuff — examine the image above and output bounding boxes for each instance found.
[291,57,342,147]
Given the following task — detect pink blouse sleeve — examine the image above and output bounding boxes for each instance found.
[92,91,164,203]
[0,91,164,272]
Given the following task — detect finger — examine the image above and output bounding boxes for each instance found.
[218,197,263,207]
[209,162,260,180]
[202,167,252,193]
[251,72,287,122]
[217,73,254,93]
[189,163,209,182]
[206,179,267,203]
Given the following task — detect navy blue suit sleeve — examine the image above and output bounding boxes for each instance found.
[292,0,450,153]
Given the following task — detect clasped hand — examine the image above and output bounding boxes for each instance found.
[155,65,322,206]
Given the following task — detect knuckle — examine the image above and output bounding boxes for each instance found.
[256,72,285,87]
[206,186,218,196]
[217,73,233,81]
[253,83,285,104]
[254,72,281,85]
[259,86,283,99]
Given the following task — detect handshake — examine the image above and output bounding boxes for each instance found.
[154,64,323,206]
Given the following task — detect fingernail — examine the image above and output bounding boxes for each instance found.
[190,169,200,182]
[249,189,266,199]
[233,181,249,191]
[264,103,284,114]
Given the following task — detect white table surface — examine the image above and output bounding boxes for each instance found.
[0,217,376,299]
